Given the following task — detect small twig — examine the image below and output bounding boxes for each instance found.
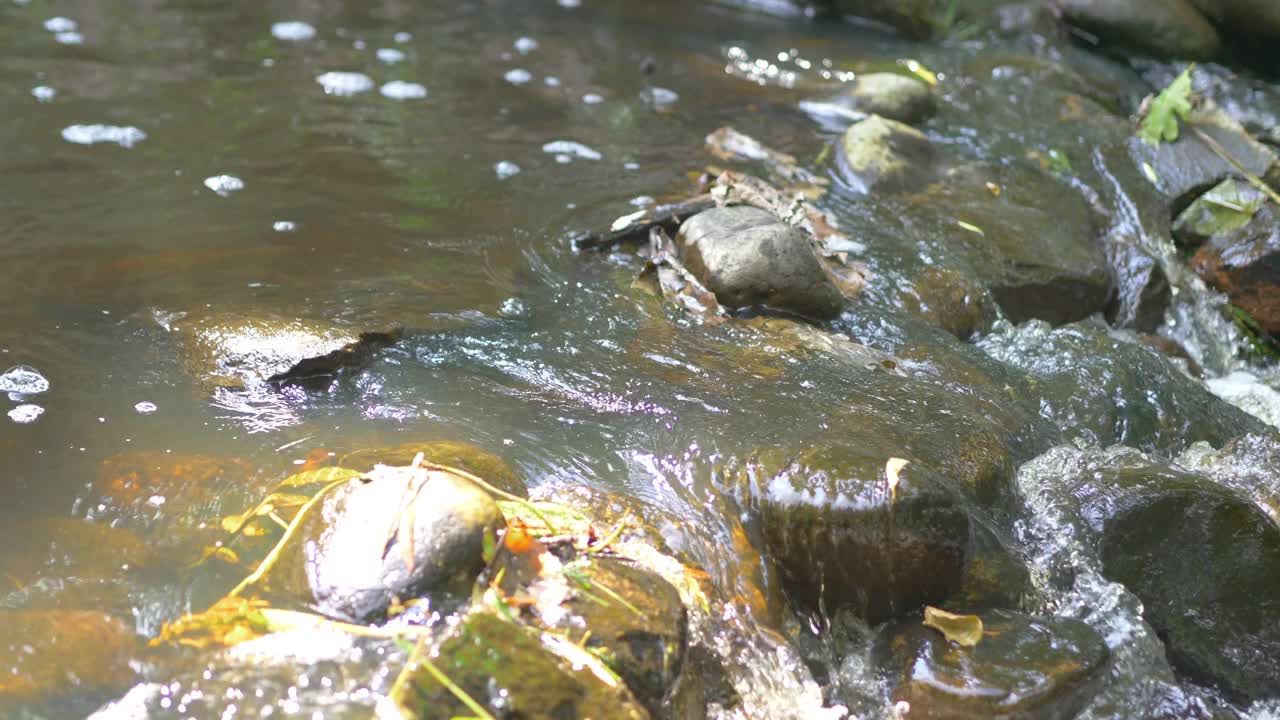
[586,511,632,555]
[1191,125,1280,206]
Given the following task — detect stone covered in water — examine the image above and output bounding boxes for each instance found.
[0,610,139,709]
[91,451,256,533]
[808,72,936,126]
[291,466,502,622]
[978,319,1267,453]
[1173,178,1267,249]
[1051,450,1280,702]
[838,114,935,193]
[1190,0,1280,46]
[385,610,647,719]
[677,205,844,320]
[338,439,527,497]
[1189,195,1280,336]
[875,610,1110,720]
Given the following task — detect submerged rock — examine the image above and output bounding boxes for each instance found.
[1189,196,1280,336]
[338,440,527,497]
[808,72,936,126]
[291,466,502,622]
[978,319,1268,453]
[677,205,844,320]
[384,610,648,719]
[1055,0,1221,59]
[0,610,139,709]
[838,114,935,193]
[875,610,1110,720]
[1190,0,1280,46]
[90,451,256,533]
[1054,451,1280,702]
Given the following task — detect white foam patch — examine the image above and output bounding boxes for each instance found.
[271,21,316,41]
[61,124,146,148]
[316,71,374,96]
[541,140,602,161]
[379,81,427,100]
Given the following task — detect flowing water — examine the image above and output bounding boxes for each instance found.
[3,1,1280,718]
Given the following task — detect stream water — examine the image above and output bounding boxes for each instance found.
[3,1,1280,718]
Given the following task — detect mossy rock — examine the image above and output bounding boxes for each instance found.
[339,440,527,497]
[387,611,647,719]
[0,610,139,709]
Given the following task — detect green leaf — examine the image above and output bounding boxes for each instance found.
[1138,65,1195,146]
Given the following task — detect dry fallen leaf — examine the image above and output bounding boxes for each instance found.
[923,605,984,647]
[886,457,909,503]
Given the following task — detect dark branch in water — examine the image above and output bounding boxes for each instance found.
[267,329,403,390]
[568,195,715,252]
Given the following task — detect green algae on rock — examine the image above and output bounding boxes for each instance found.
[339,440,527,498]
[837,114,936,193]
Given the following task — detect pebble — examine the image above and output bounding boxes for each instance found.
[271,21,316,41]
[203,175,245,196]
[316,71,374,96]
[62,124,147,148]
[380,81,427,100]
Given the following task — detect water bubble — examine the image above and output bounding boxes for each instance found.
[8,404,43,424]
[134,401,158,414]
[271,21,316,41]
[498,298,528,319]
[542,140,602,161]
[379,81,427,100]
[54,32,83,45]
[0,366,49,394]
[375,47,405,64]
[558,0,582,7]
[582,92,603,104]
[503,68,532,85]
[624,161,640,170]
[203,175,245,196]
[393,31,412,43]
[31,86,56,102]
[640,86,679,108]
[273,220,297,232]
[494,161,521,180]
[44,17,77,32]
[61,124,147,148]
[630,195,655,206]
[544,76,561,87]
[352,39,366,50]
[315,71,374,96]
[514,37,538,54]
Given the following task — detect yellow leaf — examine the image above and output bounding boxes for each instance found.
[1142,161,1159,185]
[956,220,984,236]
[923,606,984,647]
[899,59,938,86]
[885,457,909,503]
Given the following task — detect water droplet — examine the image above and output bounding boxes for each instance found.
[43,16,77,32]
[514,37,538,54]
[61,124,147,148]
[315,71,374,96]
[544,76,561,87]
[376,47,405,64]
[31,86,56,102]
[542,140,602,161]
[503,68,532,85]
[203,175,245,196]
[380,81,427,100]
[8,404,43,424]
[271,21,316,41]
[134,401,157,414]
[273,220,297,232]
[494,161,521,180]
[582,92,603,105]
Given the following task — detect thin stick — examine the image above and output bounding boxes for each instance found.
[1191,125,1280,206]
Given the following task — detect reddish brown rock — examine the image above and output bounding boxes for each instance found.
[1190,201,1280,335]
[0,610,139,706]
[93,451,256,531]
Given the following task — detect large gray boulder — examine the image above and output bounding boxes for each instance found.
[677,205,844,320]
[1054,0,1221,59]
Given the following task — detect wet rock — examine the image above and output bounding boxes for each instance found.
[830,0,936,38]
[1105,242,1171,332]
[838,114,935,193]
[385,610,648,719]
[808,73,936,126]
[291,466,502,622]
[1173,178,1268,249]
[338,440,527,497]
[979,319,1268,453]
[676,205,844,320]
[875,610,1109,720]
[749,442,1015,624]
[548,557,688,716]
[1190,0,1280,46]
[911,164,1111,326]
[0,610,139,708]
[1129,101,1279,209]
[1189,197,1280,335]
[1055,0,1221,59]
[1057,452,1280,702]
[896,266,999,340]
[169,312,362,389]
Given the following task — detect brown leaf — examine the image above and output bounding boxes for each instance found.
[923,606,984,647]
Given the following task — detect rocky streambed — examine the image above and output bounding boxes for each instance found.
[4,0,1280,719]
